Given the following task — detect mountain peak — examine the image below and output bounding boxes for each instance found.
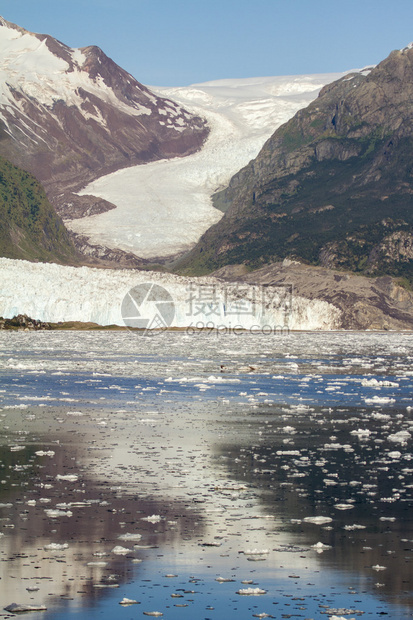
[0,15,44,41]
[0,16,18,29]
[0,16,209,220]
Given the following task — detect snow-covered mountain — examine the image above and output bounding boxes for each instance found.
[0,17,208,218]
[68,73,346,259]
[0,16,346,261]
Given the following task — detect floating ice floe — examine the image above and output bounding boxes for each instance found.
[118,532,142,541]
[364,396,396,404]
[143,612,163,617]
[323,443,353,451]
[334,503,354,511]
[361,378,399,387]
[45,509,73,518]
[237,587,267,595]
[244,548,270,561]
[371,412,391,420]
[119,598,140,605]
[35,450,55,457]
[312,542,332,553]
[344,524,366,530]
[4,603,47,612]
[244,548,270,555]
[388,430,411,444]
[141,514,162,523]
[303,516,333,525]
[43,543,69,551]
[111,546,131,555]
[7,404,29,409]
[276,450,301,456]
[372,564,387,571]
[55,474,79,482]
[350,428,371,437]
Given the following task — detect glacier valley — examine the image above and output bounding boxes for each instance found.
[68,73,345,258]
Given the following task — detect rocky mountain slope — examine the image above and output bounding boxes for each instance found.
[0,155,78,263]
[177,45,413,285]
[0,17,208,219]
[214,261,413,331]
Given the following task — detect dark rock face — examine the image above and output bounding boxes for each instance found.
[0,314,51,330]
[214,262,413,331]
[70,233,151,269]
[0,17,209,220]
[178,45,413,284]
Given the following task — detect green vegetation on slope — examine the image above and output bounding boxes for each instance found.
[177,135,413,280]
[0,155,78,263]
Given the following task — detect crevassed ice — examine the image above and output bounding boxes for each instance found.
[69,72,347,258]
[0,258,341,330]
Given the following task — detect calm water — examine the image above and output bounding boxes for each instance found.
[0,330,413,619]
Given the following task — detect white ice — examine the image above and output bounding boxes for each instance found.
[0,257,341,329]
[68,73,347,257]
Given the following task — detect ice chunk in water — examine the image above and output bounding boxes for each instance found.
[304,516,333,524]
[237,587,267,595]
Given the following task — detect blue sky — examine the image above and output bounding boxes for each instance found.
[2,0,413,86]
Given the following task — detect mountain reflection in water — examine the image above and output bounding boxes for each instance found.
[0,331,412,619]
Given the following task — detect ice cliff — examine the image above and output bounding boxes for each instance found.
[0,259,341,330]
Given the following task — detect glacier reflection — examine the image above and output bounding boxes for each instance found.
[0,331,412,618]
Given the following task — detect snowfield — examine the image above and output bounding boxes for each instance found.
[68,73,346,258]
[0,258,341,329]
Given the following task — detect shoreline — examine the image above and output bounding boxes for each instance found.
[0,316,410,334]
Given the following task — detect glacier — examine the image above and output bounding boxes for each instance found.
[0,258,341,330]
[68,73,347,258]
